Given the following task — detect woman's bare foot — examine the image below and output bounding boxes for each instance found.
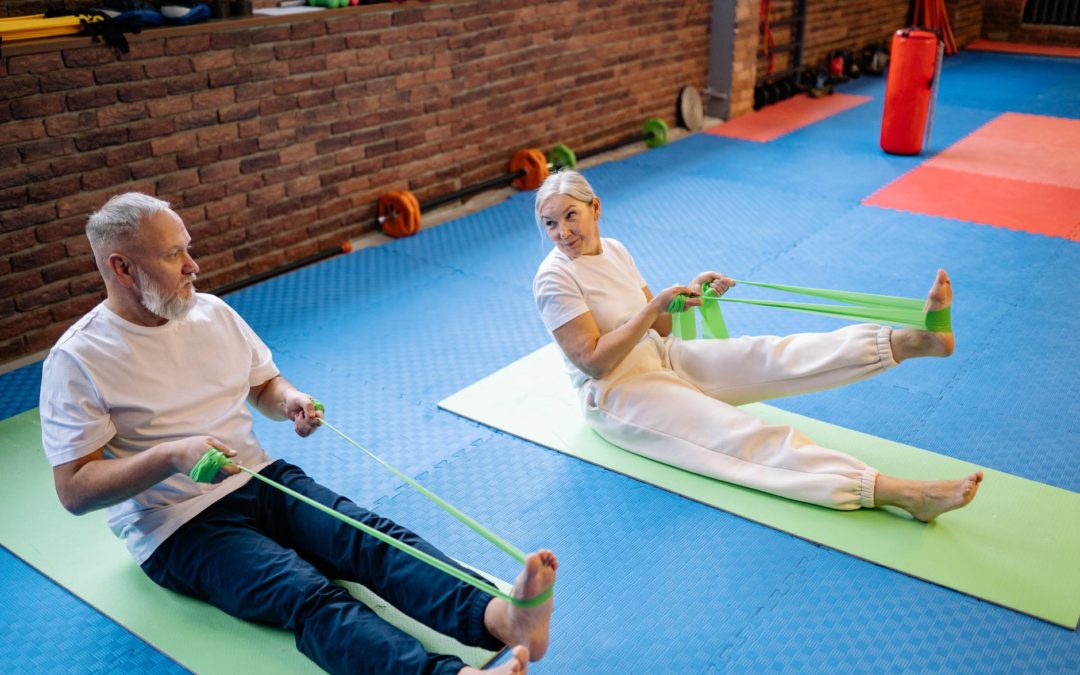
[484,550,557,661]
[875,471,984,522]
[460,645,529,674]
[891,269,955,361]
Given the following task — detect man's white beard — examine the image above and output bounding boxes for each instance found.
[132,267,197,322]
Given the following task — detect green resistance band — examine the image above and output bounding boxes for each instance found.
[667,279,951,340]
[188,407,552,609]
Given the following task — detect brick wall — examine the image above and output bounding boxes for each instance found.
[0,0,711,366]
[982,0,1080,45]
[754,0,987,86]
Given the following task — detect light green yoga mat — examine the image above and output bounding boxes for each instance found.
[0,409,505,674]
[440,344,1080,630]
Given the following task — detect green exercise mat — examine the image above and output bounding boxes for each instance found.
[0,409,505,674]
[439,344,1080,630]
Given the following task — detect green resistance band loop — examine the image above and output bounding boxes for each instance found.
[668,279,951,337]
[188,430,552,608]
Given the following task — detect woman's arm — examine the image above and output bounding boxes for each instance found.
[552,283,698,380]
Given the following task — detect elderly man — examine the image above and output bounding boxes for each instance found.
[39,192,555,675]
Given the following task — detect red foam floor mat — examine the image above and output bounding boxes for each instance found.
[865,113,1080,240]
[705,93,872,143]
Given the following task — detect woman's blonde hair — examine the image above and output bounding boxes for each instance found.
[533,169,597,233]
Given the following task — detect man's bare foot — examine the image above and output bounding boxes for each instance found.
[460,646,528,675]
[484,550,557,662]
[875,471,984,522]
[891,269,954,360]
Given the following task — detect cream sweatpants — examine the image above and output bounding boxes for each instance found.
[579,324,898,510]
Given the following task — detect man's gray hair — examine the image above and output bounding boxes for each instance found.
[533,169,597,233]
[86,192,171,260]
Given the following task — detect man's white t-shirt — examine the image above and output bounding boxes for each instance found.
[532,238,648,387]
[39,293,278,564]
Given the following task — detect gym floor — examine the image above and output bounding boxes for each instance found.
[1,48,1077,672]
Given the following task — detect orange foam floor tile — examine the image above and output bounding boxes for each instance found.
[863,165,1080,241]
[926,135,1080,189]
[705,93,872,143]
[975,112,1080,150]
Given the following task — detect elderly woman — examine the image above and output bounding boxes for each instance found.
[532,170,981,521]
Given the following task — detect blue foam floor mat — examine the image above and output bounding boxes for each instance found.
[2,51,1077,672]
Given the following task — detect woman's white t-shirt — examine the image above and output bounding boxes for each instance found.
[532,238,648,387]
[39,293,278,564]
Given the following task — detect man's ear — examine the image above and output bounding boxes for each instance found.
[108,253,136,288]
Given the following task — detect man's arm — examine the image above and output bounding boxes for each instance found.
[52,436,239,515]
[248,375,322,437]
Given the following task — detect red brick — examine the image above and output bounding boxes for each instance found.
[52,152,108,177]
[193,88,236,110]
[156,170,200,194]
[19,138,75,163]
[250,60,291,83]
[0,228,37,257]
[3,120,47,143]
[240,153,280,174]
[219,138,259,160]
[130,156,179,180]
[199,159,241,183]
[97,104,149,128]
[7,52,64,75]
[165,73,210,96]
[38,254,92,285]
[128,118,177,142]
[93,63,147,85]
[151,131,200,157]
[197,123,239,147]
[180,183,227,208]
[56,191,112,217]
[205,193,246,219]
[250,25,291,44]
[234,45,275,66]
[174,109,219,131]
[75,128,129,152]
[117,81,168,103]
[67,86,120,111]
[0,186,27,212]
[193,51,235,72]
[218,101,260,122]
[17,281,71,311]
[144,58,194,80]
[81,166,133,192]
[50,293,101,322]
[63,46,117,68]
[147,95,193,118]
[11,93,66,119]
[70,272,105,297]
[26,320,74,352]
[27,175,82,203]
[176,147,220,170]
[210,29,251,49]
[0,306,51,341]
[39,69,96,93]
[166,34,211,56]
[10,241,67,272]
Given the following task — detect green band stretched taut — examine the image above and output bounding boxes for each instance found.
[668,279,950,340]
[188,403,552,609]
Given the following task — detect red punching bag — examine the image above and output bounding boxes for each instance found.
[880,28,943,155]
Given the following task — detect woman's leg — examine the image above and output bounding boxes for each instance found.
[667,269,957,405]
[665,323,895,405]
[584,369,877,510]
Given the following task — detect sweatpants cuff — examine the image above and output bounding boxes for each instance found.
[876,326,899,369]
[860,469,879,508]
[466,586,504,651]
